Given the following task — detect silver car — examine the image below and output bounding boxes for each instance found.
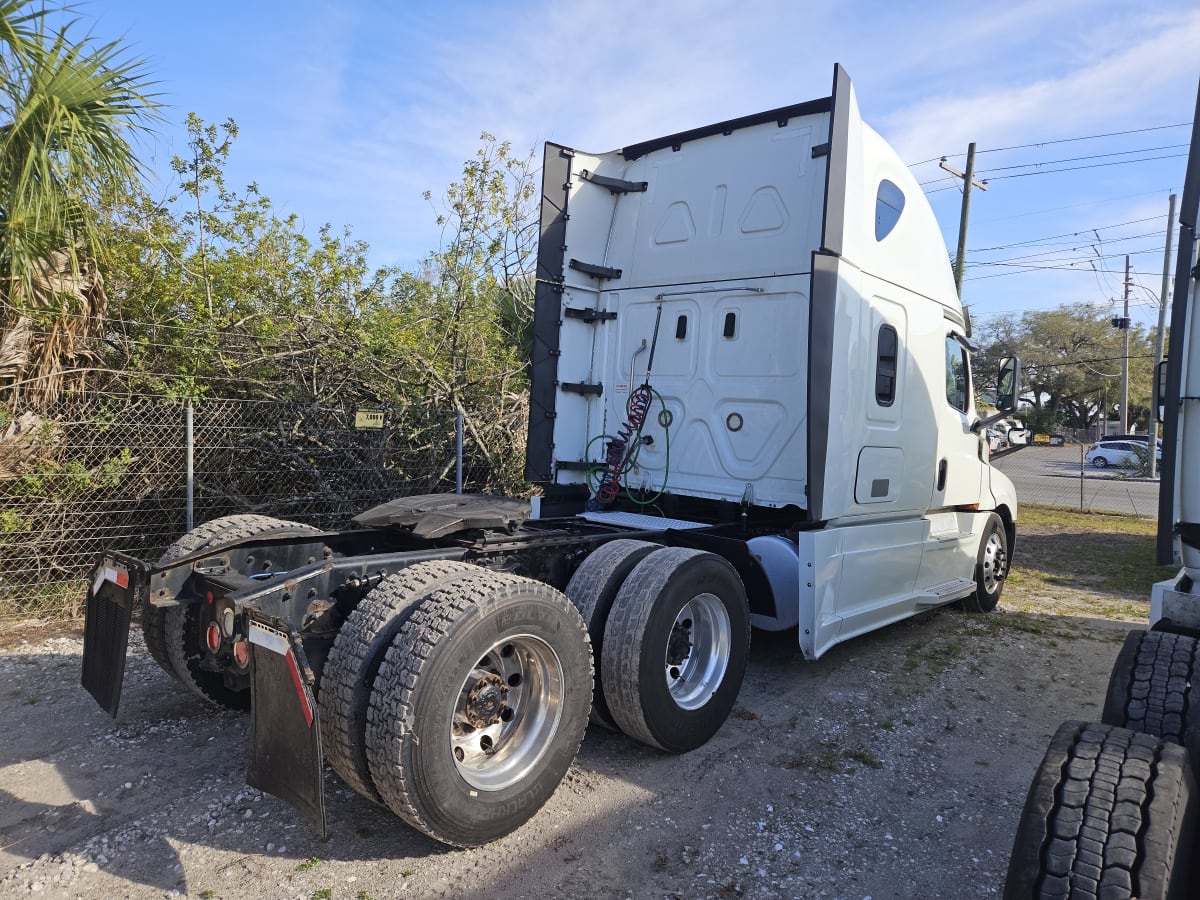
[1085,439,1161,468]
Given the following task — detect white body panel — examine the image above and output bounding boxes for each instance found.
[532,67,1018,659]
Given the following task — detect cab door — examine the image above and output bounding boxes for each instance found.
[930,333,984,510]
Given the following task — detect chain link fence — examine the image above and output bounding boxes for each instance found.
[991,441,1160,517]
[0,394,473,623]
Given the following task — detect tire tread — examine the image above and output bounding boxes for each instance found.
[1004,721,1196,900]
[1102,630,1200,773]
[318,560,479,801]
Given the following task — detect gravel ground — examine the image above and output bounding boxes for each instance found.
[0,562,1140,900]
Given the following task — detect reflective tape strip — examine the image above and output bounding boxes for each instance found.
[285,649,314,728]
[247,620,289,655]
[247,620,314,728]
[91,565,129,597]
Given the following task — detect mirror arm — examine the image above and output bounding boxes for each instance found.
[972,409,1011,432]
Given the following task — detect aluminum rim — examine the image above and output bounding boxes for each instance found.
[665,593,732,710]
[450,634,564,792]
[981,529,1008,594]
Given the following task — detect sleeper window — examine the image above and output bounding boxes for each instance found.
[875,180,905,240]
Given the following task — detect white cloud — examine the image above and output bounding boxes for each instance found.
[881,7,1200,162]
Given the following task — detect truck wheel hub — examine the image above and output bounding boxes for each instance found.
[465,672,508,728]
[667,620,693,667]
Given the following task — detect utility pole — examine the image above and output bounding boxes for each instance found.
[1148,193,1177,478]
[1120,255,1131,434]
[940,143,988,298]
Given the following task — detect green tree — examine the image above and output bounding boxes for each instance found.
[976,304,1156,432]
[0,0,158,409]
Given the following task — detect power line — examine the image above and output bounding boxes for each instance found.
[976,144,1189,175]
[968,235,1166,267]
[969,219,1164,253]
[981,152,1188,181]
[976,188,1179,225]
[964,264,1173,282]
[905,121,1193,168]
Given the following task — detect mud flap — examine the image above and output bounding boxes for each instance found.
[82,553,149,717]
[246,616,326,838]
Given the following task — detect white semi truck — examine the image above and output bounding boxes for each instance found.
[1003,78,1200,900]
[82,65,1020,848]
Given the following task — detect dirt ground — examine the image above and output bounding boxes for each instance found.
[0,521,1152,900]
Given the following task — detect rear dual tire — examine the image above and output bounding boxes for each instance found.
[317,560,481,802]
[597,546,751,754]
[364,570,592,847]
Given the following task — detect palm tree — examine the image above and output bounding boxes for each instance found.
[0,0,158,408]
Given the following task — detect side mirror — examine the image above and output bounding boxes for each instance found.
[997,357,1022,412]
[1154,359,1168,421]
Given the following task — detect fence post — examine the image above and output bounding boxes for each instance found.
[186,400,195,531]
[456,411,464,495]
[1079,443,1085,512]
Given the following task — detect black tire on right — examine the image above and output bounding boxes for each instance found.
[564,539,660,731]
[1102,629,1200,774]
[1003,721,1197,900]
[318,559,480,802]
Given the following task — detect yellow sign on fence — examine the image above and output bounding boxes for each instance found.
[354,409,385,430]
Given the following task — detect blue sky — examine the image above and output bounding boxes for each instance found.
[87,0,1198,336]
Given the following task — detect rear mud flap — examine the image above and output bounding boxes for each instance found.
[246,616,327,838]
[82,554,149,717]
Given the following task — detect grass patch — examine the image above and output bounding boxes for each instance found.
[778,741,883,773]
[902,637,967,674]
[1011,505,1174,599]
[1020,504,1157,534]
[295,857,324,873]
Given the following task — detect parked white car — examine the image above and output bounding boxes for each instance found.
[1085,439,1161,468]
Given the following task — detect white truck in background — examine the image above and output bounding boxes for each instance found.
[82,64,1021,849]
[1003,78,1200,899]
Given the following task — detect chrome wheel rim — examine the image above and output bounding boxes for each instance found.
[450,634,564,791]
[981,530,1008,594]
[665,593,731,710]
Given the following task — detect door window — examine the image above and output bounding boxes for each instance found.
[945,337,969,413]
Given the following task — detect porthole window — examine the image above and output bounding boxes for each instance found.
[875,179,905,240]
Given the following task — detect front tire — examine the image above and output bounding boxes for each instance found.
[961,513,1008,613]
[365,571,592,847]
[1004,721,1196,900]
[601,547,750,753]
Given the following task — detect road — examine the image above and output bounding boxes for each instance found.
[992,444,1159,516]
